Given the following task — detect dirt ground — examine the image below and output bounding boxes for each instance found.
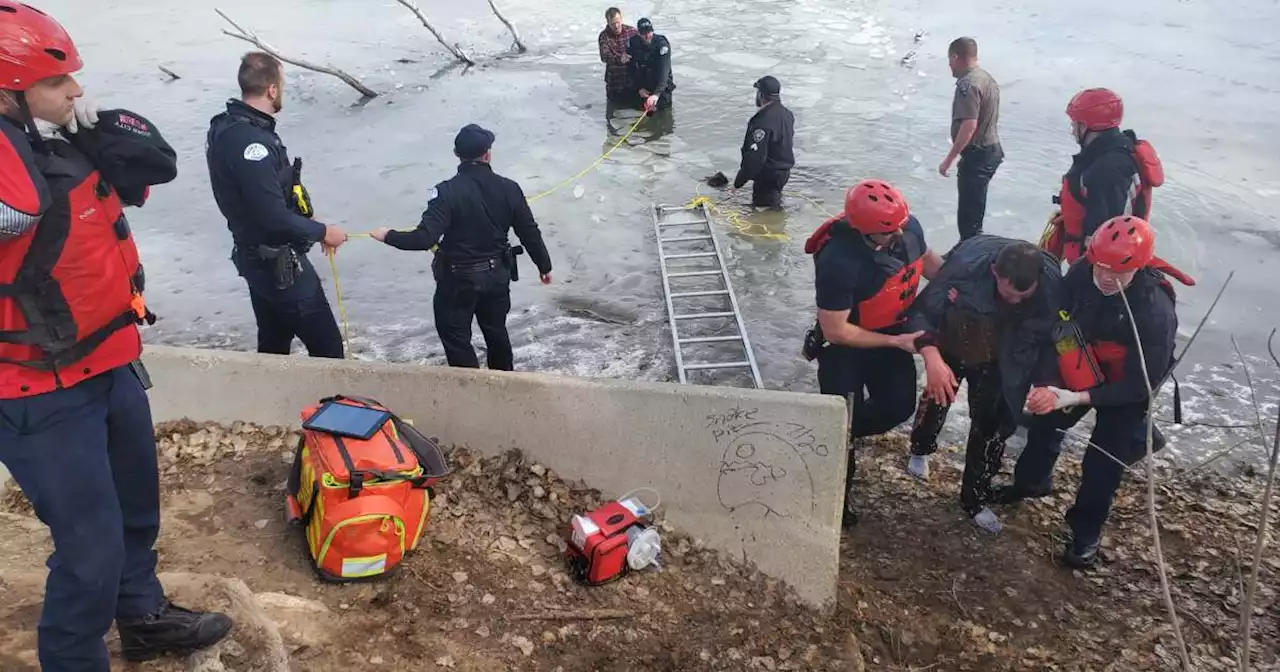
[1,421,1277,671]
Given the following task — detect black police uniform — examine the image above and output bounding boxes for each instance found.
[205,99,343,358]
[382,125,552,371]
[627,21,675,110]
[733,76,795,208]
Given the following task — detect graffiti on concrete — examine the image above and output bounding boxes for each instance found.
[707,405,831,519]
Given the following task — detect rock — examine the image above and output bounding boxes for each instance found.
[475,625,491,638]
[532,565,547,577]
[452,571,469,584]
[187,647,229,672]
[498,536,519,552]
[506,484,522,502]
[254,519,269,530]
[482,593,496,605]
[370,655,384,664]
[511,635,535,657]
[435,655,456,668]
[533,486,547,499]
[542,630,557,643]
[530,464,547,477]
[158,572,290,672]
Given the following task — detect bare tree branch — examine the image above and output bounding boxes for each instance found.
[487,0,528,53]
[1118,287,1192,671]
[1239,327,1280,672]
[158,65,181,81]
[394,0,476,65]
[215,9,378,99]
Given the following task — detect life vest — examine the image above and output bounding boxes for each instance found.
[805,215,926,331]
[0,137,150,399]
[1044,136,1164,263]
[1061,258,1193,390]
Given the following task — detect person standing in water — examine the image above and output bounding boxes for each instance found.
[628,18,675,112]
[732,76,796,209]
[597,7,638,106]
[938,37,1003,241]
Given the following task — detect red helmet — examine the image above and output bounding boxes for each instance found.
[1087,215,1154,272]
[1066,88,1123,131]
[844,179,909,235]
[0,1,82,92]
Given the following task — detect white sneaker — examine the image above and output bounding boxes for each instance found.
[972,507,1003,534]
[907,455,930,482]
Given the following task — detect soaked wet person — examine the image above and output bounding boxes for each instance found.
[1041,88,1165,264]
[206,52,350,358]
[938,37,1003,241]
[803,180,945,527]
[628,18,675,112]
[997,217,1192,568]
[0,3,233,668]
[598,7,637,106]
[370,124,553,371]
[905,237,1063,534]
[732,76,796,209]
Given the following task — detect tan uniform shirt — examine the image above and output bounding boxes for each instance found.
[951,66,1001,148]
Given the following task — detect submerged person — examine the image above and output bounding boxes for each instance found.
[905,237,1063,534]
[597,7,638,106]
[369,124,553,371]
[628,18,675,112]
[1040,88,1165,265]
[804,179,944,526]
[998,216,1192,568]
[206,51,351,358]
[732,76,796,210]
[0,3,233,668]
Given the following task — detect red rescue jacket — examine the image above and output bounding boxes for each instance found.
[0,119,152,399]
[1044,131,1164,263]
[805,215,926,331]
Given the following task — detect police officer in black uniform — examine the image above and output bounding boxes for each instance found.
[370,124,553,371]
[628,18,675,111]
[206,52,349,358]
[733,75,795,208]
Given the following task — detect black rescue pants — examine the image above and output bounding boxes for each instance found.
[1010,403,1164,549]
[751,168,791,209]
[234,251,344,359]
[433,259,514,371]
[956,143,1004,241]
[909,350,1015,516]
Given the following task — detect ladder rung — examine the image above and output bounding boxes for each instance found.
[660,235,713,243]
[678,335,743,344]
[683,361,752,371]
[658,219,708,227]
[670,290,730,298]
[663,252,717,260]
[667,270,723,278]
[674,311,735,320]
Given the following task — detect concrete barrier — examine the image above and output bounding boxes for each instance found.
[7,346,850,608]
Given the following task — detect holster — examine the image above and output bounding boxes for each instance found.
[503,245,525,282]
[256,244,305,290]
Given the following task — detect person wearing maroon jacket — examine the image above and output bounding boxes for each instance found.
[0,2,231,669]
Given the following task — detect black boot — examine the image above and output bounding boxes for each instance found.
[990,483,1051,505]
[1061,538,1101,570]
[118,600,233,662]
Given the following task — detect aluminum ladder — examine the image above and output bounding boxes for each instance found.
[651,201,763,388]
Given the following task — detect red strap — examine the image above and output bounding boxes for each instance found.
[1149,256,1195,286]
[804,215,844,255]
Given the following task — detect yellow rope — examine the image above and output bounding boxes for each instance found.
[326,247,353,359]
[527,111,650,203]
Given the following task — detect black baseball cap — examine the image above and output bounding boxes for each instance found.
[637,17,653,33]
[454,123,495,160]
[86,109,177,188]
[754,76,781,96]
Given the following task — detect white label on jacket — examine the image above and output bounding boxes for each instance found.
[243,143,269,161]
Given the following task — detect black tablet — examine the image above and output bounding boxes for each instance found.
[302,401,392,440]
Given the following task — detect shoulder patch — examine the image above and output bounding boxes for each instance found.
[243,143,269,162]
[428,187,439,201]
[660,45,669,56]
[752,128,767,143]
[956,79,972,97]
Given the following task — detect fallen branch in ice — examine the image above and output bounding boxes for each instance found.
[487,0,528,53]
[394,0,476,65]
[1118,287,1192,671]
[158,65,181,81]
[215,9,378,99]
[1237,327,1280,672]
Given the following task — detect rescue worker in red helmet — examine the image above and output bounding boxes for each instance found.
[0,2,232,668]
[998,216,1193,568]
[803,179,945,527]
[1041,88,1165,264]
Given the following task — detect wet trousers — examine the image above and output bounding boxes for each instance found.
[910,352,1016,515]
[1010,403,1164,548]
[0,366,165,672]
[956,143,1004,241]
[234,252,344,359]
[433,261,514,371]
[751,169,791,208]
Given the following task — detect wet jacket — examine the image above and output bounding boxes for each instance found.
[385,161,552,276]
[205,99,324,250]
[1057,261,1179,407]
[0,113,176,399]
[628,34,675,98]
[598,25,638,94]
[1051,129,1163,262]
[733,100,795,189]
[907,234,1064,415]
